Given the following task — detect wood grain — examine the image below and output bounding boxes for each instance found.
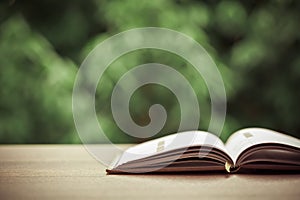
[0,145,299,200]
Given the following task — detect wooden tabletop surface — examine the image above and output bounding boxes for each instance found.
[0,145,299,200]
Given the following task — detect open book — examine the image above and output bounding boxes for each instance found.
[106,128,300,174]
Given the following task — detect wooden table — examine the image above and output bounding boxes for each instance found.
[0,145,299,200]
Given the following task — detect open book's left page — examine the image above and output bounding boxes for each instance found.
[107,131,231,173]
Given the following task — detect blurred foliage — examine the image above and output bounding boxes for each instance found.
[0,0,299,143]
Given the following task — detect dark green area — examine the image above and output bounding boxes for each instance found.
[1,0,300,143]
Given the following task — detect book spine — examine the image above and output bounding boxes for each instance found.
[225,161,241,173]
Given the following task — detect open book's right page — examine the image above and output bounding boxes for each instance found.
[225,128,300,164]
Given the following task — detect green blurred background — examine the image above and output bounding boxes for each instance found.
[1,0,300,144]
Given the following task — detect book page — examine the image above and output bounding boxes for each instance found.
[225,128,300,163]
[115,131,227,167]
